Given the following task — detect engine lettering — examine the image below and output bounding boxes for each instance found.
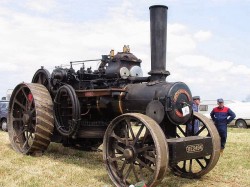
[186,144,204,153]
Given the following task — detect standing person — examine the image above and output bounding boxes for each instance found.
[187,96,200,136]
[210,98,236,153]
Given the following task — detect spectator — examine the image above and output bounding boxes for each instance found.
[187,96,200,136]
[210,98,236,154]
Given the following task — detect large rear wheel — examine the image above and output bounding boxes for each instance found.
[103,113,168,187]
[8,83,54,155]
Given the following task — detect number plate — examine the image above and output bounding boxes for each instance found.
[182,106,190,116]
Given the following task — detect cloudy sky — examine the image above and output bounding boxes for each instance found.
[0,0,250,101]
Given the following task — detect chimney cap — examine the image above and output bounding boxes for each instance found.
[149,5,168,10]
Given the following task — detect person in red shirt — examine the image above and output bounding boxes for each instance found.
[210,98,236,153]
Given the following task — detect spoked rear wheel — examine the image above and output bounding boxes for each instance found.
[169,112,220,178]
[8,83,54,155]
[103,113,168,187]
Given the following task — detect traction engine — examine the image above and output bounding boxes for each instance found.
[8,5,220,187]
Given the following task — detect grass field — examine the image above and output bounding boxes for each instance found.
[0,128,249,187]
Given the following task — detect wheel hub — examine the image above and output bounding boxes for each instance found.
[123,148,135,160]
[22,113,31,124]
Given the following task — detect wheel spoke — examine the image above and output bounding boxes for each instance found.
[125,118,135,140]
[175,133,181,138]
[195,158,206,169]
[114,143,125,153]
[182,160,186,170]
[141,128,149,144]
[189,159,193,172]
[137,145,155,153]
[139,164,146,181]
[125,124,129,146]
[14,99,26,111]
[21,88,29,102]
[13,128,25,143]
[136,158,154,173]
[194,125,206,136]
[111,132,126,145]
[108,155,125,162]
[177,125,186,137]
[22,131,31,149]
[133,125,144,145]
[22,139,29,149]
[142,153,156,163]
[132,164,140,182]
[13,118,23,122]
[123,163,133,183]
[119,160,127,176]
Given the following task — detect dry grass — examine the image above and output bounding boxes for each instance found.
[0,128,249,187]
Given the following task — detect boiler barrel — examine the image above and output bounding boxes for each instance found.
[120,82,193,125]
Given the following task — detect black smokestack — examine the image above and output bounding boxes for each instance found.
[148,5,170,81]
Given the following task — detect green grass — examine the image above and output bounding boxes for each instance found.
[0,128,249,187]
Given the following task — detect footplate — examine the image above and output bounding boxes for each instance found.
[167,136,213,163]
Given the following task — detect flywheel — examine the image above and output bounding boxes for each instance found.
[32,68,52,93]
[8,83,54,155]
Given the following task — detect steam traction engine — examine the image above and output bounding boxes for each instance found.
[8,5,220,187]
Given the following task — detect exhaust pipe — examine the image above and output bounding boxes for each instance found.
[148,5,170,81]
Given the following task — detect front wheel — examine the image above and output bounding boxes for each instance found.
[169,112,220,178]
[103,113,168,187]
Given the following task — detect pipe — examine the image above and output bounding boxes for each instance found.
[148,5,170,81]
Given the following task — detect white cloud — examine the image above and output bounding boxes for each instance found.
[228,64,250,75]
[168,23,187,34]
[175,55,234,73]
[194,30,212,42]
[0,63,18,72]
[168,33,196,54]
[164,23,199,54]
[24,0,57,13]
[168,53,250,100]
[108,1,135,20]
